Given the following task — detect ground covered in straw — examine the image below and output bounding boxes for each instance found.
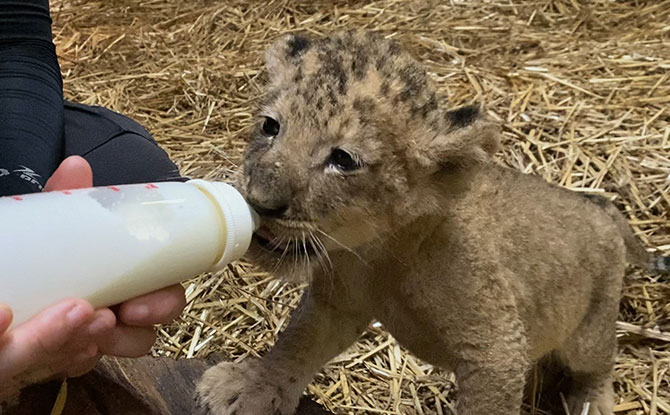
[52,0,669,413]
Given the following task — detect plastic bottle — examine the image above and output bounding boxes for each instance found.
[0,180,259,329]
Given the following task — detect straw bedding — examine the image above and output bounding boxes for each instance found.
[51,0,669,413]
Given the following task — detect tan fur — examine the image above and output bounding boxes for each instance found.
[196,31,650,415]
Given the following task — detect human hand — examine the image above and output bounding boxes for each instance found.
[0,156,186,401]
[0,298,104,401]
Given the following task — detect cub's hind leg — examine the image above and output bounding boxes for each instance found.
[555,274,623,415]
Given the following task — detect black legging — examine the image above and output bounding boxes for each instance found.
[0,0,63,194]
[0,0,184,197]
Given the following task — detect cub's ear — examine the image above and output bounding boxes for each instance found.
[414,105,501,170]
[265,33,312,86]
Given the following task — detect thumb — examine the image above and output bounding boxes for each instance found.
[44,156,93,191]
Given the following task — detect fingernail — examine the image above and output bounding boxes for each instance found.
[43,301,81,323]
[0,304,13,327]
[66,304,90,328]
[0,304,12,317]
[127,304,150,323]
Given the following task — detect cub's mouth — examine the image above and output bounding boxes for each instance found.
[252,226,317,257]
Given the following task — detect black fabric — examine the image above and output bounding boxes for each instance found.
[0,0,63,194]
[0,0,185,197]
[63,101,186,186]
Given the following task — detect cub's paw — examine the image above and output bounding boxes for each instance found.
[567,380,614,415]
[195,360,300,415]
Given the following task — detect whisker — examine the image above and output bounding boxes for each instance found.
[309,232,336,292]
[292,236,299,276]
[301,231,310,273]
[310,232,333,272]
[308,232,330,274]
[277,235,291,261]
[268,234,286,250]
[316,229,369,266]
[272,235,291,274]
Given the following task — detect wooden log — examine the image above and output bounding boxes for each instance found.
[4,355,333,415]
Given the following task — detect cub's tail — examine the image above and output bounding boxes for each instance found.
[585,194,668,278]
[612,210,668,278]
[649,256,670,276]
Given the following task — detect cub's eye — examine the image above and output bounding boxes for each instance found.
[328,148,361,172]
[262,117,280,137]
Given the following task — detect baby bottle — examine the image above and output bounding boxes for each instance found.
[0,180,259,328]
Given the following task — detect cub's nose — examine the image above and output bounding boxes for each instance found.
[245,165,291,219]
[248,200,289,219]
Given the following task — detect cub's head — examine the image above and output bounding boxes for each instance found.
[242,31,499,280]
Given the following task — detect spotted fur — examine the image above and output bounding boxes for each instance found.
[197,31,662,415]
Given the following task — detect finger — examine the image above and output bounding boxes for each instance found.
[44,156,93,191]
[0,303,13,335]
[117,284,186,326]
[65,347,101,378]
[0,299,94,378]
[86,308,116,339]
[98,324,156,358]
[57,308,116,353]
[66,356,100,378]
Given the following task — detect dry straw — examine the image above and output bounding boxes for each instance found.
[52,0,669,413]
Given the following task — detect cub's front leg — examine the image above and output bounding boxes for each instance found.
[195,288,371,415]
[454,347,529,415]
[453,309,530,415]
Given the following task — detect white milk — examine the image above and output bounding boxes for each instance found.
[0,180,259,328]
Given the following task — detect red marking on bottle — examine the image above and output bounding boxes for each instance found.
[108,186,120,192]
[62,191,72,195]
[12,196,22,201]
[145,183,158,189]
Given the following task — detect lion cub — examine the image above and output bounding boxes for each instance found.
[196,31,665,415]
